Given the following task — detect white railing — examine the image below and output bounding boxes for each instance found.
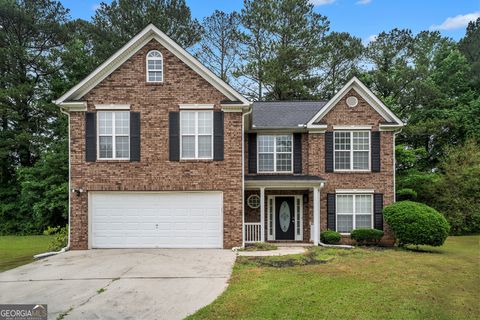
[245,222,262,243]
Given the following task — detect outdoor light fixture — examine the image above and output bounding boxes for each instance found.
[71,188,84,197]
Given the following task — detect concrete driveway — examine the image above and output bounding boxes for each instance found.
[0,249,236,320]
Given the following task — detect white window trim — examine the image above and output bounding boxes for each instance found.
[180,111,214,160]
[97,111,130,160]
[95,104,130,110]
[257,134,294,173]
[146,50,163,83]
[179,104,214,110]
[267,195,303,241]
[333,130,371,172]
[335,194,373,235]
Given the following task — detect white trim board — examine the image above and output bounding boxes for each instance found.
[306,77,404,127]
[95,104,130,110]
[54,24,249,106]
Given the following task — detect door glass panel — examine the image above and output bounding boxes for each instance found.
[279,201,291,232]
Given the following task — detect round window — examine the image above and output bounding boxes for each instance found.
[346,96,358,107]
[247,194,260,209]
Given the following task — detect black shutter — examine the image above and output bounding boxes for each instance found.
[248,133,257,174]
[213,112,224,161]
[293,133,302,174]
[327,193,336,230]
[85,112,96,162]
[169,112,180,161]
[130,112,141,161]
[325,131,334,172]
[371,131,381,172]
[374,193,384,230]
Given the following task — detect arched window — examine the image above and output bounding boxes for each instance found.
[146,50,163,82]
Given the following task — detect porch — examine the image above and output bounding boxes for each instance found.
[243,175,325,245]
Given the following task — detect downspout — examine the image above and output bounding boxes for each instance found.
[233,106,252,252]
[317,176,355,249]
[35,106,71,259]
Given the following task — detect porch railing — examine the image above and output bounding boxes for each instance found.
[245,222,262,243]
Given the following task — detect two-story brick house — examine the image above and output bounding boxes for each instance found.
[55,24,403,250]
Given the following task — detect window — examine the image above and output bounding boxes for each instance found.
[146,50,163,82]
[334,131,370,171]
[98,111,130,159]
[257,135,292,172]
[247,195,260,209]
[336,194,373,233]
[180,111,213,159]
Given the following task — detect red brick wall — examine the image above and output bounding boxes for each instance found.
[69,39,243,249]
[308,89,396,245]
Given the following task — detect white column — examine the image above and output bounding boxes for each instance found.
[260,187,265,242]
[313,186,320,245]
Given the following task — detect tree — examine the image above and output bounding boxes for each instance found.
[317,32,363,99]
[458,18,480,90]
[91,0,202,63]
[0,0,70,233]
[238,0,329,100]
[195,10,241,83]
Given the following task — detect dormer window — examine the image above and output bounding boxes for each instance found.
[146,50,163,83]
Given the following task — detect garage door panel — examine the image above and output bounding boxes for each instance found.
[91,192,223,248]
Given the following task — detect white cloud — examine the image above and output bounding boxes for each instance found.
[367,34,377,43]
[92,3,101,11]
[356,0,372,4]
[430,12,480,30]
[309,0,336,6]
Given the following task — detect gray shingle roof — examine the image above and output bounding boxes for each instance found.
[252,101,327,129]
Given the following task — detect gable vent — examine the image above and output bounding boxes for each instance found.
[346,96,358,108]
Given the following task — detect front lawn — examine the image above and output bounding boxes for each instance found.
[0,236,53,272]
[188,236,479,320]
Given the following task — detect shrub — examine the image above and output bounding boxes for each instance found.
[351,229,384,246]
[383,201,450,247]
[396,188,417,201]
[44,225,68,251]
[320,230,341,244]
[244,242,277,251]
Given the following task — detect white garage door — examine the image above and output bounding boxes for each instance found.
[90,192,223,248]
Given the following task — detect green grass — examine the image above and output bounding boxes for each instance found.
[240,242,278,251]
[188,236,480,320]
[0,235,53,272]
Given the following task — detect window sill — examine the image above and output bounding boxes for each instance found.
[179,159,214,162]
[333,170,371,173]
[95,159,131,163]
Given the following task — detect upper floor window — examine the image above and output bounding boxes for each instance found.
[257,135,292,173]
[98,111,130,159]
[334,131,370,171]
[336,194,373,233]
[146,50,163,83]
[180,111,213,159]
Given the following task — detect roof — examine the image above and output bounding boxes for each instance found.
[55,24,249,107]
[252,101,327,129]
[245,175,324,181]
[307,77,404,127]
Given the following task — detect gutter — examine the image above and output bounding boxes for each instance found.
[241,106,253,249]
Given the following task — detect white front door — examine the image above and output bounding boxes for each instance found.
[89,192,223,248]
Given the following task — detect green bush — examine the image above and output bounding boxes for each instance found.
[383,201,450,247]
[44,225,68,251]
[396,188,417,201]
[320,230,341,244]
[350,229,384,246]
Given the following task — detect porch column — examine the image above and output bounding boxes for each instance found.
[313,186,320,245]
[260,187,265,242]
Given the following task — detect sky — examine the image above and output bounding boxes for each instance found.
[60,0,480,42]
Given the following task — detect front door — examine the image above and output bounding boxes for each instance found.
[275,197,295,240]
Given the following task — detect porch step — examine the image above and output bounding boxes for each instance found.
[267,241,314,247]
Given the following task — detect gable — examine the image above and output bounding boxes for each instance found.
[54,24,249,106]
[307,77,403,129]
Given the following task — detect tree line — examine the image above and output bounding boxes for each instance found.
[0,0,478,235]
